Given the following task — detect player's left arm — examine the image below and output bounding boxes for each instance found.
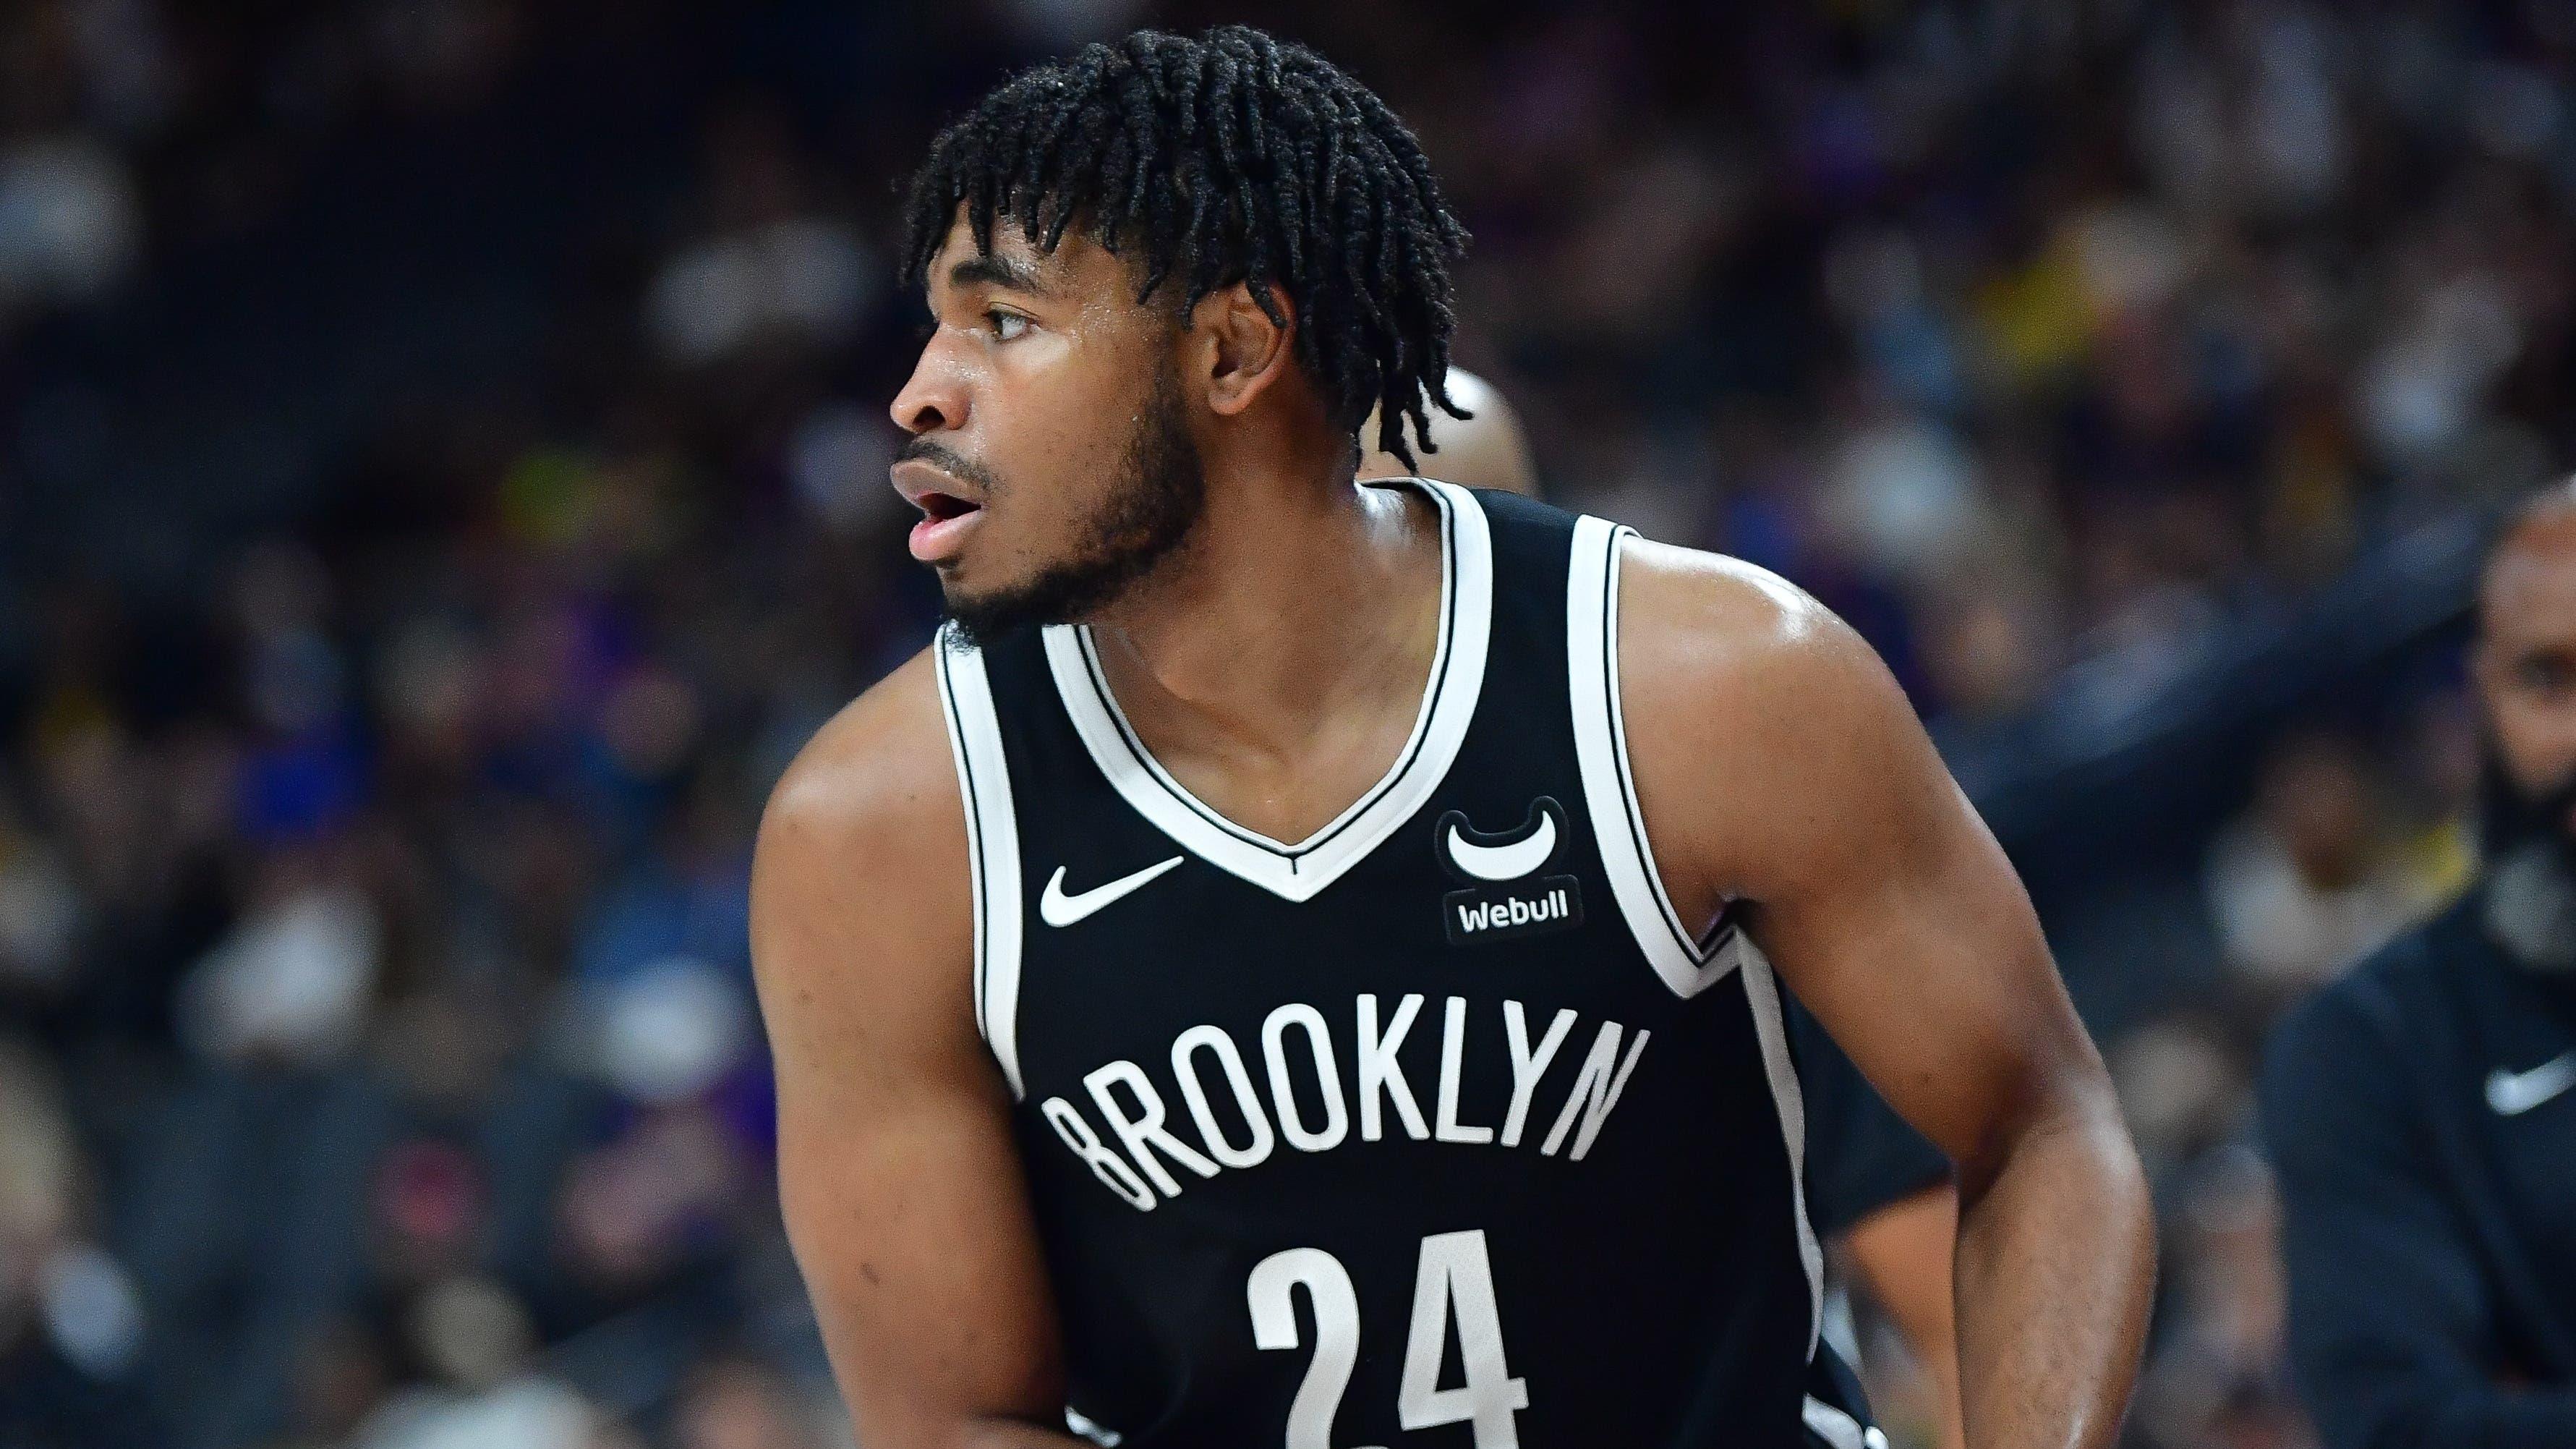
[1616,539,2154,1449]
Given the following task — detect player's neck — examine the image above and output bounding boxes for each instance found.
[1085,459,1445,781]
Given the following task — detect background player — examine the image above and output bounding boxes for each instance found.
[752,25,2150,1449]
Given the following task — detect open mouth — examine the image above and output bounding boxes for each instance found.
[913,489,979,524]
[906,490,986,564]
[891,459,990,564]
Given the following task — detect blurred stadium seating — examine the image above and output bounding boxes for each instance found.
[1,3,2570,1446]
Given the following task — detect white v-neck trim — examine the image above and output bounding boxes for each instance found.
[1041,477,1493,904]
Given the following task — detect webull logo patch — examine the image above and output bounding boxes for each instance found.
[1436,798,1585,946]
[1448,881,1582,943]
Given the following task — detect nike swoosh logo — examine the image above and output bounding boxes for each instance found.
[1038,856,1185,927]
[1444,812,1557,882]
[2487,1052,2576,1116]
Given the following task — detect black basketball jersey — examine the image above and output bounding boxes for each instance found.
[932,480,1880,1449]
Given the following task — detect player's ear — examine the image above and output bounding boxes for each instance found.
[1190,280,1296,418]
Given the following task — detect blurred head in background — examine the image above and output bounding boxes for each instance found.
[885,25,1472,643]
[2475,479,2576,971]
[1357,368,1539,498]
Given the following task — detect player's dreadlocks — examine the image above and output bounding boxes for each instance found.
[900,25,1471,470]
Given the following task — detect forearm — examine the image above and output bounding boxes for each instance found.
[1952,1094,2155,1449]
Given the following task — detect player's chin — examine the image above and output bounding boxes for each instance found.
[939,566,1046,647]
[931,532,1022,597]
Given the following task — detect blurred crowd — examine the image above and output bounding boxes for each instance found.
[1,2,2572,1447]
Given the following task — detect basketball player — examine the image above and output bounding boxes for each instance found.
[1358,377,1965,1449]
[750,27,2154,1449]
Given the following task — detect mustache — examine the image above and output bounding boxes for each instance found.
[895,437,1005,494]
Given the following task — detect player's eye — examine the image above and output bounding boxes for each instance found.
[2517,654,2576,697]
[986,309,1031,341]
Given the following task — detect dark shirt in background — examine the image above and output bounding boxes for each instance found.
[2262,895,2576,1449]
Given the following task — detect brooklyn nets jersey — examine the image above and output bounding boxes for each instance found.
[933,479,1881,1448]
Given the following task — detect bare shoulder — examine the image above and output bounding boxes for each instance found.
[1616,536,1909,760]
[1613,537,1948,909]
[751,643,976,1068]
[757,645,960,875]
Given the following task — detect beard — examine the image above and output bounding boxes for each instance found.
[940,365,1207,647]
[2478,749,2576,975]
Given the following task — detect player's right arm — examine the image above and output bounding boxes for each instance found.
[750,647,1087,1449]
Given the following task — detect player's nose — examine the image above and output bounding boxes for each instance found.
[890,346,970,436]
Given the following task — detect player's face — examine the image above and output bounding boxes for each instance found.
[2477,512,2576,836]
[888,214,1204,642]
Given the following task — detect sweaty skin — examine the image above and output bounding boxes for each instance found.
[1369,373,1969,1449]
[751,221,2154,1449]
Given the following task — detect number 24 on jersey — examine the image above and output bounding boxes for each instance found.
[1248,1228,1529,1449]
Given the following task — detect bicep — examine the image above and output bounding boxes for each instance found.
[1745,755,2081,1173]
[1793,994,1953,1237]
[750,688,1065,1446]
[1619,545,2098,1173]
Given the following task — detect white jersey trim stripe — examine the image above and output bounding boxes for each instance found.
[1802,1394,1885,1449]
[1565,514,1735,998]
[935,628,1027,1100]
[1741,941,1827,1356]
[1566,514,1824,1351]
[1041,477,1493,904]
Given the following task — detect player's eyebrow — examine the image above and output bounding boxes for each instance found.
[947,251,1051,297]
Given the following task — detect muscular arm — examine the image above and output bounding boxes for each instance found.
[1618,540,2154,1449]
[751,649,1085,1449]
